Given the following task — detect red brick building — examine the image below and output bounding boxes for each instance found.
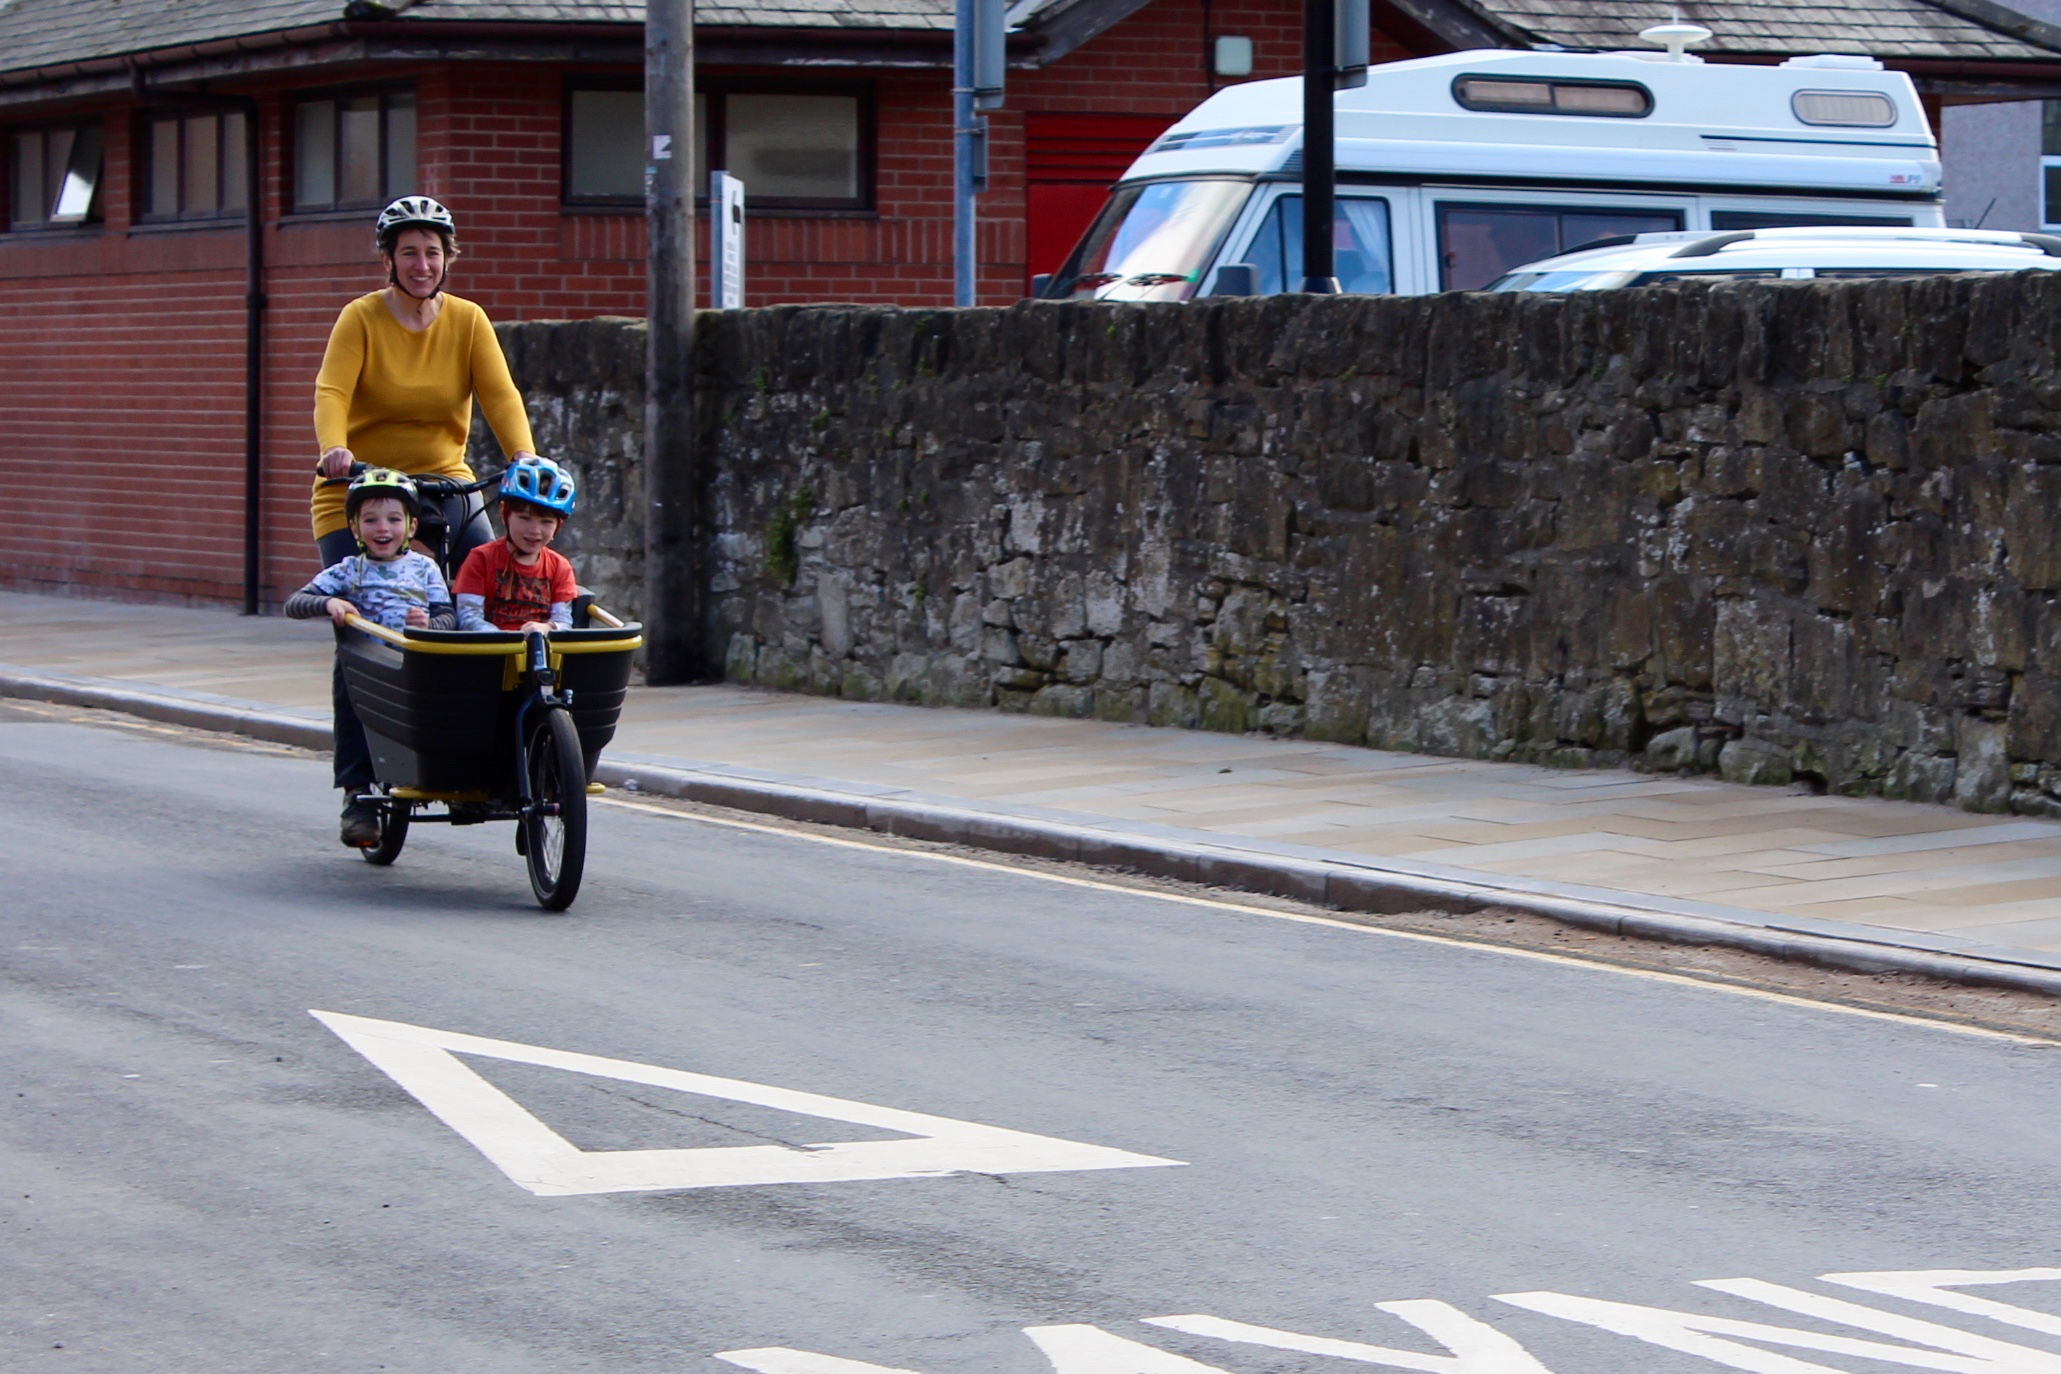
[5,0,2055,608]
[0,0,1445,607]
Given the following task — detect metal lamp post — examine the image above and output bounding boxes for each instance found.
[954,0,1005,306]
[1300,0,1369,294]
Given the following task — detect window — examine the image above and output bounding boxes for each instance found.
[1053,178,1248,300]
[142,110,247,221]
[1452,75,1651,118]
[2043,101,2061,229]
[293,88,415,211]
[567,87,649,199]
[563,81,870,210]
[9,121,103,229]
[1437,203,1682,290]
[1243,195,1392,295]
[1791,90,1897,128]
[1710,210,1912,230]
[1629,270,1791,285]
[723,94,862,203]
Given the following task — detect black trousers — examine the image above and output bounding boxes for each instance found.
[317,491,492,792]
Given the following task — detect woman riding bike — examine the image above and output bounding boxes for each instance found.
[310,195,540,570]
[311,196,540,837]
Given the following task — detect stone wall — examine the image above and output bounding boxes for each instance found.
[491,275,2061,813]
[470,318,648,619]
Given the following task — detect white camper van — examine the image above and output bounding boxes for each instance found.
[1042,44,1943,301]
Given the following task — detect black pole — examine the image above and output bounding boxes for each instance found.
[645,0,702,681]
[1299,0,1340,293]
[233,95,266,614]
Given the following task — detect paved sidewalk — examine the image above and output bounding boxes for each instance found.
[10,588,2061,977]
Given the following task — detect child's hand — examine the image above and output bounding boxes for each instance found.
[405,607,430,628]
[325,598,354,626]
[520,620,557,635]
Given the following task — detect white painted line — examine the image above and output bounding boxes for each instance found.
[597,796,2061,1047]
[311,1010,1183,1197]
[720,1326,1245,1374]
[713,1274,2061,1374]
[1024,1325,1236,1371]
[1824,1269,2061,1339]
[717,1352,927,1374]
[1496,1281,2061,1373]
[1148,1300,1558,1371]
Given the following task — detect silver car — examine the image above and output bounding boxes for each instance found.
[1487,226,2061,291]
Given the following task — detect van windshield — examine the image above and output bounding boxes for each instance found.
[1053,179,1250,301]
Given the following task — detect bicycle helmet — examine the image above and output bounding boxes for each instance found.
[375,196,456,253]
[345,468,423,523]
[497,455,577,518]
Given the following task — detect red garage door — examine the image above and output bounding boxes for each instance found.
[1025,113,1178,293]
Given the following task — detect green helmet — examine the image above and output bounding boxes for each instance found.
[345,468,422,522]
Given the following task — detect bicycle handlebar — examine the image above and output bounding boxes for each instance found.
[316,460,501,497]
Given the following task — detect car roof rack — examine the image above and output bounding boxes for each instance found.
[1669,230,1756,258]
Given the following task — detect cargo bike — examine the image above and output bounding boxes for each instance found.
[328,467,641,911]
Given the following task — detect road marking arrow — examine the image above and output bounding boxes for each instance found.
[311,1010,1184,1197]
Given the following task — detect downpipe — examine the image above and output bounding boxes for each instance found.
[226,94,266,615]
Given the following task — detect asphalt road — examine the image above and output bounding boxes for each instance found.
[7,706,2061,1374]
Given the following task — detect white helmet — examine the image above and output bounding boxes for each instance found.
[375,196,455,252]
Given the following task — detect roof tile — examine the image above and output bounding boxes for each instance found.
[0,0,2050,80]
[1472,0,2061,60]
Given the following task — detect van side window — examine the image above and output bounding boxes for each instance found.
[1247,195,1392,295]
[1437,203,1681,290]
[1709,210,1914,230]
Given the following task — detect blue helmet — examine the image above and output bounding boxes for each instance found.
[498,455,576,517]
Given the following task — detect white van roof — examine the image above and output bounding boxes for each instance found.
[1126,48,1939,198]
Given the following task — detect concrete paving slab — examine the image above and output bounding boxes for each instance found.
[1795,820,2061,857]
[1744,839,2061,882]
[1933,913,2061,948]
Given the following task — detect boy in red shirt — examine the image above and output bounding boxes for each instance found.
[454,456,579,632]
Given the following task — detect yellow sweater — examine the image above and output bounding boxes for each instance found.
[309,292,537,539]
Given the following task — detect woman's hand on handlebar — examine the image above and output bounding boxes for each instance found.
[318,447,356,480]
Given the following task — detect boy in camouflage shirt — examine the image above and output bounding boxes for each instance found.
[285,469,454,845]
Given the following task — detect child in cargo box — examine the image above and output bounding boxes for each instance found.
[283,468,456,847]
[453,456,580,634]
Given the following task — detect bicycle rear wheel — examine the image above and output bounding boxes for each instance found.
[523,707,587,910]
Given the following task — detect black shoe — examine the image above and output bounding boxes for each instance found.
[340,797,381,848]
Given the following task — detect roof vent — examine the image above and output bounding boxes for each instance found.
[1639,21,1712,61]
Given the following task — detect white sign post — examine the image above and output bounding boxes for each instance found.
[710,171,746,309]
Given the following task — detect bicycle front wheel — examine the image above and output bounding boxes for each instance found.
[522,707,588,911]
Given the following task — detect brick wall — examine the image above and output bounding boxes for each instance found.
[0,101,255,604]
